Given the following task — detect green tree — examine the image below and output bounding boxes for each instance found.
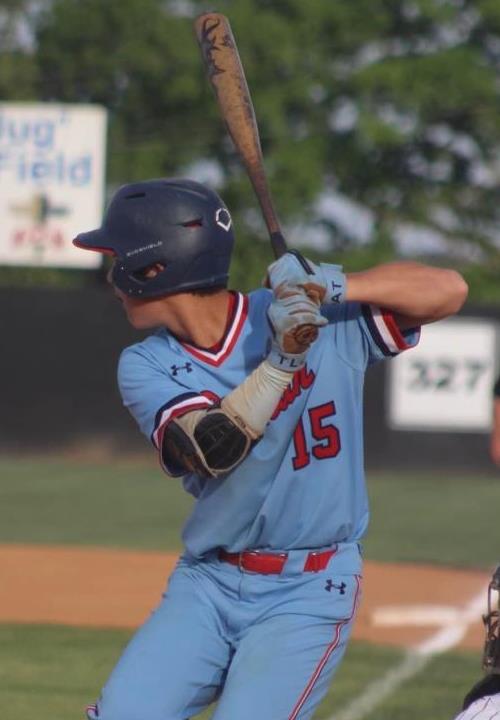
[31,0,500,254]
[1,0,500,298]
[35,0,212,182]
[0,0,39,98]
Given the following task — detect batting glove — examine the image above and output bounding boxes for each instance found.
[266,250,346,306]
[267,282,327,372]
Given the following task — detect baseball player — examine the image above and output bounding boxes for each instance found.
[74,178,468,720]
[453,565,500,719]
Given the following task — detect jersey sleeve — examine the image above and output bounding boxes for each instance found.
[322,301,420,370]
[117,345,219,476]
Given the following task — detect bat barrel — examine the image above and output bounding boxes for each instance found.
[195,12,288,260]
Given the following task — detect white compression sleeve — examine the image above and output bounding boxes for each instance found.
[222,359,293,438]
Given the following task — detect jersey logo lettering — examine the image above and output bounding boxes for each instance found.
[271,365,316,420]
[325,579,346,594]
[171,362,193,376]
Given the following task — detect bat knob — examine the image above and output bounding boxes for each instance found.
[283,324,319,354]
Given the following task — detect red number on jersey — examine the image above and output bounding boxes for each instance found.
[292,401,340,471]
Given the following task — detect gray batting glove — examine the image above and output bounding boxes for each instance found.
[267,282,328,372]
[266,250,346,306]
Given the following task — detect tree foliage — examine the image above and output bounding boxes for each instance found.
[0,0,500,299]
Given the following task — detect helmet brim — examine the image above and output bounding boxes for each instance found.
[73,229,116,256]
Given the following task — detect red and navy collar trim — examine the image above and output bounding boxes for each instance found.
[180,292,248,366]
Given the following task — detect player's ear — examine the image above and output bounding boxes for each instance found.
[132,263,166,281]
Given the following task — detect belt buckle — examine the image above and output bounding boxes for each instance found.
[238,550,260,574]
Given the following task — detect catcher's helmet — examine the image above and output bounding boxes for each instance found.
[483,564,500,674]
[73,178,234,297]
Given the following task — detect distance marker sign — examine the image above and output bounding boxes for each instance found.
[0,102,107,268]
[388,318,499,432]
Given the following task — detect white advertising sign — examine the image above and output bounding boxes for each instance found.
[0,102,107,268]
[388,318,499,432]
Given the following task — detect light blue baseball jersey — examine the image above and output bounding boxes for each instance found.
[118,289,419,558]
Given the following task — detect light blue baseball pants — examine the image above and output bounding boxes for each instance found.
[86,544,362,720]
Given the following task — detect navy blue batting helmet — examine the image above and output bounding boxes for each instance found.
[73,178,234,298]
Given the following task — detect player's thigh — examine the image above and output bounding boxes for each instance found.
[213,575,360,720]
[89,563,231,720]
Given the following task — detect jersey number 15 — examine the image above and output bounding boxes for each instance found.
[292,401,341,471]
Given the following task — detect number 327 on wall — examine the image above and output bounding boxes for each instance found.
[408,358,488,392]
[292,401,341,471]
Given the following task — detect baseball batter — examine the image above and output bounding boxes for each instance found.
[453,564,500,720]
[74,178,467,720]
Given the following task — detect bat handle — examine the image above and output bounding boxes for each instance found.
[270,231,288,258]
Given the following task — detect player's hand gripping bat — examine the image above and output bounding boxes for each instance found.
[194,12,319,349]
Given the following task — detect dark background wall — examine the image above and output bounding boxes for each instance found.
[1,287,498,473]
[1,286,144,455]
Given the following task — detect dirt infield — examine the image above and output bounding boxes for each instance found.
[0,544,490,651]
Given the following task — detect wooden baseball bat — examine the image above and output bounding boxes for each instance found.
[194,12,287,259]
[194,12,319,351]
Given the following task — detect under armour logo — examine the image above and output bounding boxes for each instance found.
[325,579,346,594]
[171,362,193,376]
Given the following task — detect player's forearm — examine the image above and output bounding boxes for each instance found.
[266,254,467,326]
[222,360,294,436]
[490,399,500,465]
[491,397,500,443]
[345,262,468,324]
[493,398,500,427]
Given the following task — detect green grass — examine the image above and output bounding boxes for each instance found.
[0,623,482,720]
[0,458,495,718]
[0,624,122,719]
[1,456,499,568]
[365,471,500,569]
[357,650,482,720]
[317,645,482,720]
[0,456,192,550]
